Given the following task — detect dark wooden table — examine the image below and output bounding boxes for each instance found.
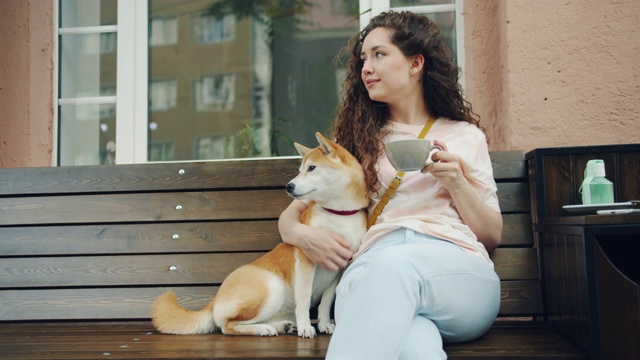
[536,214,640,360]
[525,144,640,222]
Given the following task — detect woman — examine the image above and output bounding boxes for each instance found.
[279,11,502,359]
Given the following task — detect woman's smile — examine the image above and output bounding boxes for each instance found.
[365,78,380,88]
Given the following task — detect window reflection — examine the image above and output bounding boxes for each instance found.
[148,0,359,161]
[150,17,178,46]
[195,13,235,43]
[150,79,178,111]
[194,74,235,112]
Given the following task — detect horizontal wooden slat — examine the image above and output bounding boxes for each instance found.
[1,248,536,289]
[1,217,530,257]
[0,159,300,196]
[0,221,281,256]
[0,286,217,321]
[0,280,541,322]
[501,214,534,246]
[1,253,264,288]
[0,183,528,226]
[491,248,539,280]
[0,190,292,226]
[0,152,522,197]
[498,281,543,316]
[497,182,531,213]
[490,151,527,180]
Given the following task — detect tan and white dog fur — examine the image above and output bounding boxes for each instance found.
[151,132,368,337]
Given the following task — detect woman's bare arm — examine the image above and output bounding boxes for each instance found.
[278,199,354,271]
[423,142,502,251]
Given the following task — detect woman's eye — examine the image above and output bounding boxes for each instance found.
[375,51,384,57]
[307,165,316,172]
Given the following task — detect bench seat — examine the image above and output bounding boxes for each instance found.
[0,151,586,359]
[0,322,584,359]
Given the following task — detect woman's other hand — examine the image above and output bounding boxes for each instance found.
[278,200,354,272]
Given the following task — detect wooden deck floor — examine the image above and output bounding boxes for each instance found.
[0,321,586,360]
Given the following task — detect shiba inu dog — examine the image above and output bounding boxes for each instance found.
[151,132,369,338]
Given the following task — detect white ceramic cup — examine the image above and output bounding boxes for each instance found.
[384,139,442,171]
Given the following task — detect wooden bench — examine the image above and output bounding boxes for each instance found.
[0,152,586,359]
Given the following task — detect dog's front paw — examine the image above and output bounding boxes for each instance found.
[273,321,296,335]
[318,321,335,334]
[256,324,279,336]
[297,325,317,338]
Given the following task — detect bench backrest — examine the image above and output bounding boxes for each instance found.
[0,151,540,321]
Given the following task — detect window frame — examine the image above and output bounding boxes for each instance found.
[116,0,148,164]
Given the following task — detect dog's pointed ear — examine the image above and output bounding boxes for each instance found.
[294,142,312,156]
[315,132,336,155]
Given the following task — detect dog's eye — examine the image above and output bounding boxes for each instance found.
[307,165,316,172]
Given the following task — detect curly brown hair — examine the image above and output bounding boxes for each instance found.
[333,11,481,194]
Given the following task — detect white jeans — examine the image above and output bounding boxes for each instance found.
[325,229,500,360]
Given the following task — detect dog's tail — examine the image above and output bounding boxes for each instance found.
[151,291,216,334]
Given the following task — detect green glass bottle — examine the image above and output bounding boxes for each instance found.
[589,161,614,204]
[580,160,597,204]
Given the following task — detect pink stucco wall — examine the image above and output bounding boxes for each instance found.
[464,0,510,149]
[0,0,54,167]
[0,0,637,167]
[466,0,640,151]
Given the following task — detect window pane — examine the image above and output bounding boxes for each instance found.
[59,33,117,98]
[148,0,360,161]
[388,1,457,63]
[60,0,117,27]
[58,104,116,166]
[423,12,457,61]
[390,0,453,6]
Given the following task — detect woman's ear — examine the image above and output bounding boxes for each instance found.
[409,54,425,74]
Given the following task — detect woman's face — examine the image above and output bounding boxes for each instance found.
[360,27,417,105]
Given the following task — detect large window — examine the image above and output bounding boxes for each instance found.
[55,0,463,165]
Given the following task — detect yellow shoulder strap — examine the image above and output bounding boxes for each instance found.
[367,116,437,229]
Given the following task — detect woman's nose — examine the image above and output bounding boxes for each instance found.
[362,60,373,75]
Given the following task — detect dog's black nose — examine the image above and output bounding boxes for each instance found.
[285,182,295,194]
